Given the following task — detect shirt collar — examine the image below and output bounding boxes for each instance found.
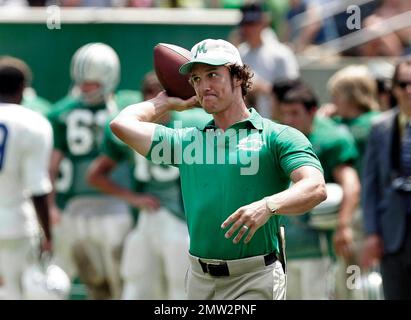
[201,108,264,131]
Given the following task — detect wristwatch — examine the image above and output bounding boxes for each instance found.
[265,197,278,215]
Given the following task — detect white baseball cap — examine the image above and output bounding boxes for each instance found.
[179,39,243,75]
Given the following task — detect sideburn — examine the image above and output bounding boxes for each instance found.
[229,75,241,93]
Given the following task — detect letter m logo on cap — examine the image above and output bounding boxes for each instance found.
[194,42,207,58]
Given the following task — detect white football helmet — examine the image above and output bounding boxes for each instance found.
[70,42,120,105]
[22,260,71,300]
[308,183,343,230]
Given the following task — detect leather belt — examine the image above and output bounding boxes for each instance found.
[198,252,278,277]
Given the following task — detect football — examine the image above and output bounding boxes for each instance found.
[153,43,196,100]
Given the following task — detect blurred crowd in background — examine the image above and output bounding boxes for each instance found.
[2,0,411,57]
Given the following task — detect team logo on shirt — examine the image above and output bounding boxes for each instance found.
[237,137,263,152]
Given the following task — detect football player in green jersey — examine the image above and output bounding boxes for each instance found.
[48,43,137,299]
[88,72,212,299]
[277,81,361,299]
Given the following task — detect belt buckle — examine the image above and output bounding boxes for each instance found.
[210,262,229,276]
[206,262,220,275]
[205,263,214,274]
[199,259,229,276]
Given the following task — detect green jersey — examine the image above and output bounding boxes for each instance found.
[147,108,323,260]
[48,90,141,209]
[285,116,358,259]
[332,111,380,175]
[101,108,212,221]
[309,116,359,182]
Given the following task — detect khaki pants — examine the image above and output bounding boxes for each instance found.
[187,253,286,300]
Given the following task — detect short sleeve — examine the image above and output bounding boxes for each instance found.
[101,121,128,162]
[275,126,323,177]
[329,127,359,168]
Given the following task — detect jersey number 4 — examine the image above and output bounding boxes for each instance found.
[0,123,9,171]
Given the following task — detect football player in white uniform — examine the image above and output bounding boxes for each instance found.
[0,57,53,299]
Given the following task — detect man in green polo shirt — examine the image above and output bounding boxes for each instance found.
[110,39,327,300]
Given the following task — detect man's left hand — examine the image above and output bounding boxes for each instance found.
[221,199,272,244]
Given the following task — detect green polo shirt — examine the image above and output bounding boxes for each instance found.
[147,108,323,260]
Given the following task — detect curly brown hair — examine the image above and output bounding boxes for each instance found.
[227,63,254,97]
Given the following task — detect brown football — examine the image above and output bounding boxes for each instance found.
[153,43,196,100]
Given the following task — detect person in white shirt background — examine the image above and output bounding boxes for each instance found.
[0,56,53,299]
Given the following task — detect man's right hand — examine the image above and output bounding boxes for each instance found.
[154,91,198,112]
[361,234,383,270]
[111,92,198,158]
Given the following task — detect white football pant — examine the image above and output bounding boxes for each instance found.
[121,207,189,300]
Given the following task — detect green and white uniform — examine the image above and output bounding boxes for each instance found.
[47,90,140,297]
[285,116,358,299]
[102,108,211,300]
[48,90,141,209]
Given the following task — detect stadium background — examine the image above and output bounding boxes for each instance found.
[0,7,371,105]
